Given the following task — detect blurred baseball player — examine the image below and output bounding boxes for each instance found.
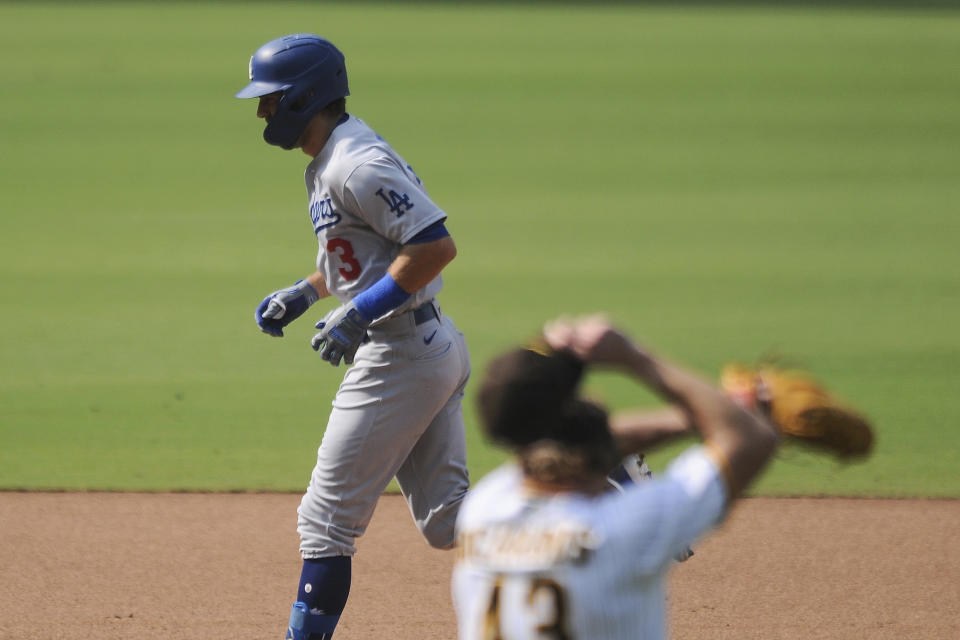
[235,34,470,640]
[452,315,780,640]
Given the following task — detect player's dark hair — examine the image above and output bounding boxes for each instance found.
[517,399,619,484]
[477,345,619,478]
[477,345,585,447]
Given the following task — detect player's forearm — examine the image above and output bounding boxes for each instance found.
[623,347,740,435]
[388,236,457,293]
[348,237,454,324]
[624,348,779,498]
[609,407,691,457]
[305,271,331,299]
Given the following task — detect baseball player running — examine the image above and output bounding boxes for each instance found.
[235,34,470,640]
[452,315,780,640]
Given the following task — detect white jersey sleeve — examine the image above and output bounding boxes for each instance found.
[593,446,727,575]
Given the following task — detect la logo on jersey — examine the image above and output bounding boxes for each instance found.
[375,187,414,217]
[310,191,341,234]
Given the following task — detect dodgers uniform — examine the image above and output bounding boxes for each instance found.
[452,447,726,640]
[297,114,471,558]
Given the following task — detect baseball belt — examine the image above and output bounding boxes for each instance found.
[412,301,440,325]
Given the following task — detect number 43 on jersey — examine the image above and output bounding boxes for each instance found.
[483,575,571,640]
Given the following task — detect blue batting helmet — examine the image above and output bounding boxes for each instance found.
[235,34,349,150]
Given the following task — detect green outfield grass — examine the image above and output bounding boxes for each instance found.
[1,2,958,496]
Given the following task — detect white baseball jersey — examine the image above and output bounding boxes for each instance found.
[305,115,446,318]
[452,447,727,640]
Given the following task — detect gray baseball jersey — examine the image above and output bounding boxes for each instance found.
[297,115,471,558]
[306,115,444,317]
[452,447,726,640]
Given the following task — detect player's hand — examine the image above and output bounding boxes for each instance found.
[255,279,320,337]
[310,302,370,366]
[543,315,639,367]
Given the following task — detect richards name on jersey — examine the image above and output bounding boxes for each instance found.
[456,523,601,571]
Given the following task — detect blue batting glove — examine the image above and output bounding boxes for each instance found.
[310,302,370,366]
[255,279,319,337]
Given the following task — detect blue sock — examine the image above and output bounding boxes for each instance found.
[295,556,351,639]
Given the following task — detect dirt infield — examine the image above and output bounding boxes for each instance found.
[1,493,957,640]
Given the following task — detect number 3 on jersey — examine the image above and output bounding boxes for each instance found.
[326,238,362,281]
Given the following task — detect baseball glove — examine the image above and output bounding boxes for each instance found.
[720,362,874,460]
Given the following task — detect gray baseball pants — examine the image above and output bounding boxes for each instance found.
[297,304,471,558]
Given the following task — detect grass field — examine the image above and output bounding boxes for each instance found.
[1,2,958,496]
